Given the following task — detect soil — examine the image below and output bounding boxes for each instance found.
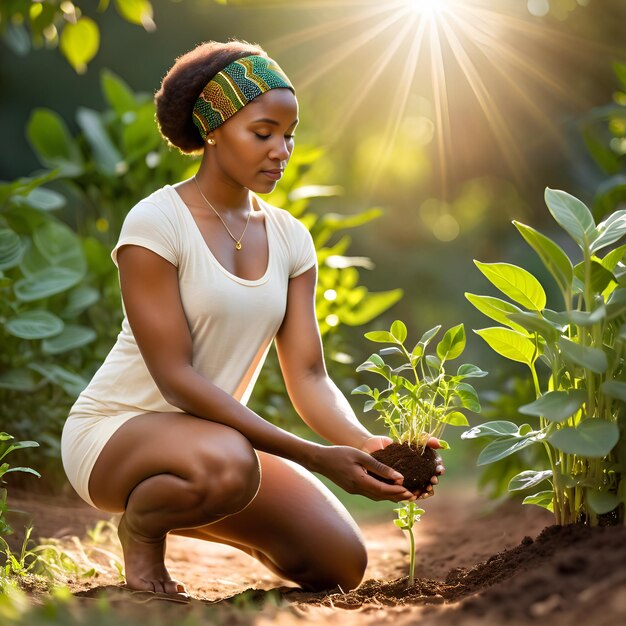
[371,443,439,492]
[5,482,626,626]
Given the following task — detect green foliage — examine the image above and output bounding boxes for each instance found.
[353,320,485,446]
[4,68,402,458]
[0,0,160,73]
[465,187,626,525]
[0,433,40,540]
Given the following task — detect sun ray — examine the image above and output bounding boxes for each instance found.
[325,16,421,143]
[365,12,429,195]
[437,16,531,185]
[264,1,398,55]
[291,9,409,92]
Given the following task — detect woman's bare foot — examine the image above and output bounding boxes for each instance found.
[117,513,187,596]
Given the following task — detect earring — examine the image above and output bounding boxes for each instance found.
[207,138,215,145]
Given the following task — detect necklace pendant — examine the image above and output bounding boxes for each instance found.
[235,241,242,250]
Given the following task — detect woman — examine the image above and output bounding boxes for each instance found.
[61,40,444,597]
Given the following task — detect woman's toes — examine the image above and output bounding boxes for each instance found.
[164,579,188,596]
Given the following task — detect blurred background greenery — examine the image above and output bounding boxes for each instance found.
[1,0,626,501]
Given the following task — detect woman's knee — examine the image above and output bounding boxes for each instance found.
[192,428,261,516]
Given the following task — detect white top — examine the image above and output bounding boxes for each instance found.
[68,184,316,418]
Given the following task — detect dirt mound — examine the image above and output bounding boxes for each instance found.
[280,522,626,624]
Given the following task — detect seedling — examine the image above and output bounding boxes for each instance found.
[353,320,486,583]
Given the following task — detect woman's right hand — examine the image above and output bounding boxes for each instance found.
[309,444,417,502]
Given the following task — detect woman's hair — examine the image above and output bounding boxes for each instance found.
[154,39,268,155]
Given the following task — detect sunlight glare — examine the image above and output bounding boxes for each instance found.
[404,0,450,19]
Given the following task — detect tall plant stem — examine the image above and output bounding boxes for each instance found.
[408,527,415,586]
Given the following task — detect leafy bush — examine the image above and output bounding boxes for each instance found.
[464,188,626,525]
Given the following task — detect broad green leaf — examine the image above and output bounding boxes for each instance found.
[455,383,481,412]
[390,320,407,343]
[417,325,441,349]
[114,0,155,27]
[441,411,469,426]
[545,188,597,249]
[436,324,465,361]
[606,288,626,320]
[365,331,395,343]
[26,109,84,175]
[425,355,441,371]
[380,347,403,357]
[352,385,373,396]
[33,220,86,273]
[42,325,97,354]
[62,286,100,317]
[461,421,520,439]
[475,327,538,366]
[566,304,606,327]
[5,310,64,339]
[341,289,403,325]
[0,229,24,270]
[0,369,37,392]
[601,243,626,271]
[508,469,552,492]
[456,364,488,378]
[513,221,574,295]
[477,435,538,465]
[101,69,137,116]
[518,390,586,423]
[28,363,88,397]
[590,210,626,253]
[9,184,65,215]
[59,16,100,74]
[14,267,83,301]
[76,107,125,176]
[506,312,560,341]
[601,380,626,401]
[0,441,40,464]
[573,259,615,294]
[586,489,620,514]
[465,293,527,333]
[548,420,619,457]
[558,337,608,373]
[523,490,554,512]
[474,261,546,311]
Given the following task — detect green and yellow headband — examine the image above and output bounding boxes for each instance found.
[192,55,294,141]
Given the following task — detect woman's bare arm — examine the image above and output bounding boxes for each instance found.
[275,265,374,449]
[115,244,416,501]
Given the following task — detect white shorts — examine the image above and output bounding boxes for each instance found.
[61,411,142,508]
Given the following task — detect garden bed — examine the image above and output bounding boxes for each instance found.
[6,484,626,625]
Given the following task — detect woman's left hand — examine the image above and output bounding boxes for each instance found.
[359,435,445,501]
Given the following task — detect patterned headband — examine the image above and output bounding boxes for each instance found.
[192,55,294,141]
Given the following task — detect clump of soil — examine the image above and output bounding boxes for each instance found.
[370,443,439,492]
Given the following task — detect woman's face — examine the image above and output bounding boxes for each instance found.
[209,88,299,193]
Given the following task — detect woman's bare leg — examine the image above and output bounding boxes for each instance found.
[88,412,261,594]
[173,450,368,592]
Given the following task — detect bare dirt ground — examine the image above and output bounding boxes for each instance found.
[7,482,626,625]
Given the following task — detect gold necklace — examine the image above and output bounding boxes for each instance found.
[193,175,252,250]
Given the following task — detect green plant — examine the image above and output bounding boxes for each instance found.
[353,320,486,583]
[464,187,626,525]
[353,320,484,445]
[0,433,40,538]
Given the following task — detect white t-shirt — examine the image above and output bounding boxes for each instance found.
[61,184,316,506]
